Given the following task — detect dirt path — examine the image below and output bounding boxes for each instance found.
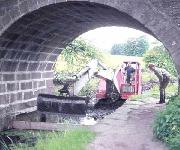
[88,98,168,150]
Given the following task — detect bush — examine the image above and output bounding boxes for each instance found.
[78,78,99,97]
[153,96,180,150]
[168,135,180,150]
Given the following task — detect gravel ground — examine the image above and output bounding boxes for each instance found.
[87,98,168,150]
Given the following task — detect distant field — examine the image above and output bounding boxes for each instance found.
[102,53,144,68]
[55,52,145,72]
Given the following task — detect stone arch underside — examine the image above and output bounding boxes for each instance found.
[0,0,180,130]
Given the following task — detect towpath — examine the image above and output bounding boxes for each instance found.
[88,98,168,150]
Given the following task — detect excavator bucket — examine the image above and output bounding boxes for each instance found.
[37,94,89,115]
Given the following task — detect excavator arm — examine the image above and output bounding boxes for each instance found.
[58,59,110,96]
[37,59,120,115]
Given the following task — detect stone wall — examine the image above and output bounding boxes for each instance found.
[0,0,180,130]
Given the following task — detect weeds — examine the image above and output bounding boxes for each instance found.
[0,138,9,150]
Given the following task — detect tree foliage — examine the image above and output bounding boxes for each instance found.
[62,39,101,65]
[111,36,149,56]
[143,45,177,76]
[54,38,103,74]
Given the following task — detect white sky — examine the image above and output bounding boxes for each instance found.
[80,26,158,51]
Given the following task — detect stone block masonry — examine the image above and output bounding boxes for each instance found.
[0,71,54,130]
[1,0,180,130]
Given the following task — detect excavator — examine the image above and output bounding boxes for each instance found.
[37,59,141,115]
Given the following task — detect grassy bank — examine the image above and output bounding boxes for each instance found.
[130,82,178,101]
[153,95,180,150]
[1,128,95,150]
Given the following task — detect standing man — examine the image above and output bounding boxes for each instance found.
[125,63,135,84]
[148,64,170,104]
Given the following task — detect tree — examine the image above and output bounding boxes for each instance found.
[110,36,149,56]
[111,44,126,55]
[143,45,177,76]
[54,38,103,75]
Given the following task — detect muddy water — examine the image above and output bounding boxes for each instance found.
[0,133,37,149]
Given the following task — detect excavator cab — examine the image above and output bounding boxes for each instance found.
[96,61,141,101]
[118,61,142,99]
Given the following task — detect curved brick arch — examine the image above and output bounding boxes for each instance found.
[0,0,180,70]
[0,0,180,130]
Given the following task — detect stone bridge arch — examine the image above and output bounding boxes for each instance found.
[0,0,180,130]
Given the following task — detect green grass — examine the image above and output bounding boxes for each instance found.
[12,128,95,150]
[37,128,95,150]
[129,86,159,101]
[130,83,178,101]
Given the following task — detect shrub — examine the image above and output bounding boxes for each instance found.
[153,96,180,150]
[168,135,180,150]
[78,78,99,97]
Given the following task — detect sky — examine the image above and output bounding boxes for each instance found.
[80,26,158,51]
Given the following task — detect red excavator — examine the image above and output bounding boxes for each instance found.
[96,61,142,101]
[37,59,141,115]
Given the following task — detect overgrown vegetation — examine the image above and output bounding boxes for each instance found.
[78,78,99,98]
[143,45,177,76]
[153,95,180,150]
[1,128,95,150]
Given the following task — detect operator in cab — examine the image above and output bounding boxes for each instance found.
[125,63,135,84]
